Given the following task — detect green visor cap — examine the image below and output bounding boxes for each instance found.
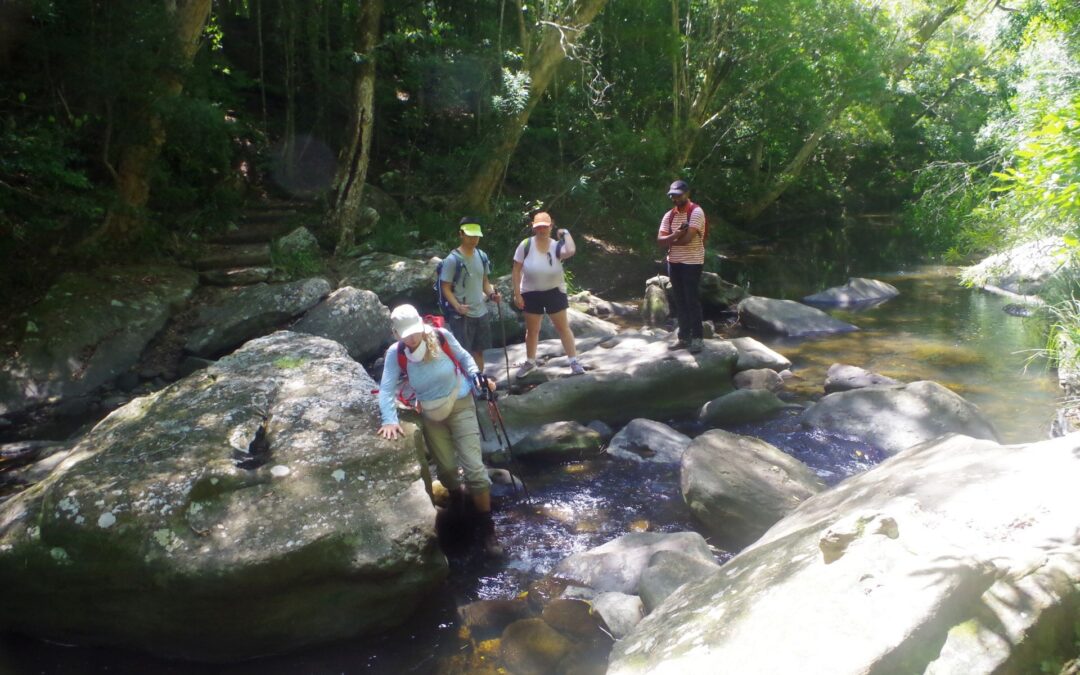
[460,223,484,237]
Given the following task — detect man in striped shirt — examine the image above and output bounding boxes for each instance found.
[656,179,706,354]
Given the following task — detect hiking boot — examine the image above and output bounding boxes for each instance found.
[478,513,505,558]
[689,338,704,354]
[569,359,585,376]
[669,340,689,351]
[514,360,536,379]
[446,485,467,514]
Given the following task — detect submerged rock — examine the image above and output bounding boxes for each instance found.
[0,331,446,661]
[606,419,692,464]
[609,433,1080,675]
[823,363,901,393]
[802,277,899,306]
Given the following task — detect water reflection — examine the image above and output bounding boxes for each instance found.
[744,267,1057,443]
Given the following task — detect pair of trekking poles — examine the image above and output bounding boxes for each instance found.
[474,298,530,501]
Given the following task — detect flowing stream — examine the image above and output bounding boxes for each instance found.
[1,265,1061,674]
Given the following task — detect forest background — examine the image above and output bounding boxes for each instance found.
[0,0,1077,339]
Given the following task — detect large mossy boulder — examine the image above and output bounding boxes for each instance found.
[0,265,199,416]
[801,380,998,455]
[0,332,447,661]
[337,253,440,310]
[184,277,331,358]
[292,286,391,362]
[609,433,1080,675]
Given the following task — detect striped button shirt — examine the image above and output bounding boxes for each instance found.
[658,205,706,264]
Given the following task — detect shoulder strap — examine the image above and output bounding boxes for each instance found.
[435,329,465,376]
[687,202,708,242]
[479,249,490,274]
[521,237,532,259]
[396,330,464,378]
[448,249,466,286]
[664,207,678,231]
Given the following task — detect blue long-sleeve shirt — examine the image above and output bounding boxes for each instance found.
[378,327,479,425]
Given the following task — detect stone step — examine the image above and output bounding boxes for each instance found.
[206,221,297,245]
[199,267,275,287]
[196,243,272,270]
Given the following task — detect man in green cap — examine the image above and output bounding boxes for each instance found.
[440,217,500,369]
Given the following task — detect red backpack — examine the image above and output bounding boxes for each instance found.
[663,201,708,243]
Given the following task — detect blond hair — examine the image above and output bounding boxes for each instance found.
[420,328,442,362]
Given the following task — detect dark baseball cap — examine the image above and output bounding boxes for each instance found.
[667,180,690,196]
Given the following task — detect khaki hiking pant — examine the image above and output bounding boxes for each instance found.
[421,394,491,494]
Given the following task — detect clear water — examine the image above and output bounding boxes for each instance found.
[1,265,1060,673]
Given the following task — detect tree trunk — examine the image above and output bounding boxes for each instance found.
[736,104,843,222]
[735,1,963,222]
[330,0,383,255]
[96,0,212,244]
[457,0,609,214]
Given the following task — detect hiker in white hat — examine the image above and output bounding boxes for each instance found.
[377,304,503,557]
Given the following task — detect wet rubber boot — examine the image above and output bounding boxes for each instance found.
[477,512,504,558]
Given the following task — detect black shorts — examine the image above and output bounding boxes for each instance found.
[446,313,493,353]
[521,288,569,315]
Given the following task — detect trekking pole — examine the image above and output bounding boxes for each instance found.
[496,296,511,389]
[487,391,530,501]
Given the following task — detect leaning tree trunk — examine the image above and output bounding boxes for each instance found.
[734,1,963,223]
[735,104,843,222]
[329,0,383,255]
[457,0,609,214]
[96,0,212,245]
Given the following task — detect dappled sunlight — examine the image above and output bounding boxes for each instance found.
[754,269,1057,442]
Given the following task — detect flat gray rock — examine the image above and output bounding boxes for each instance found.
[496,335,738,429]
[737,296,858,337]
[338,253,440,309]
[801,380,998,455]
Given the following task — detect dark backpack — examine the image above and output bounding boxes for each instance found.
[435,249,491,316]
[663,202,708,243]
[393,327,466,411]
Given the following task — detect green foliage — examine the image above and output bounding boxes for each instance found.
[271,242,323,279]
